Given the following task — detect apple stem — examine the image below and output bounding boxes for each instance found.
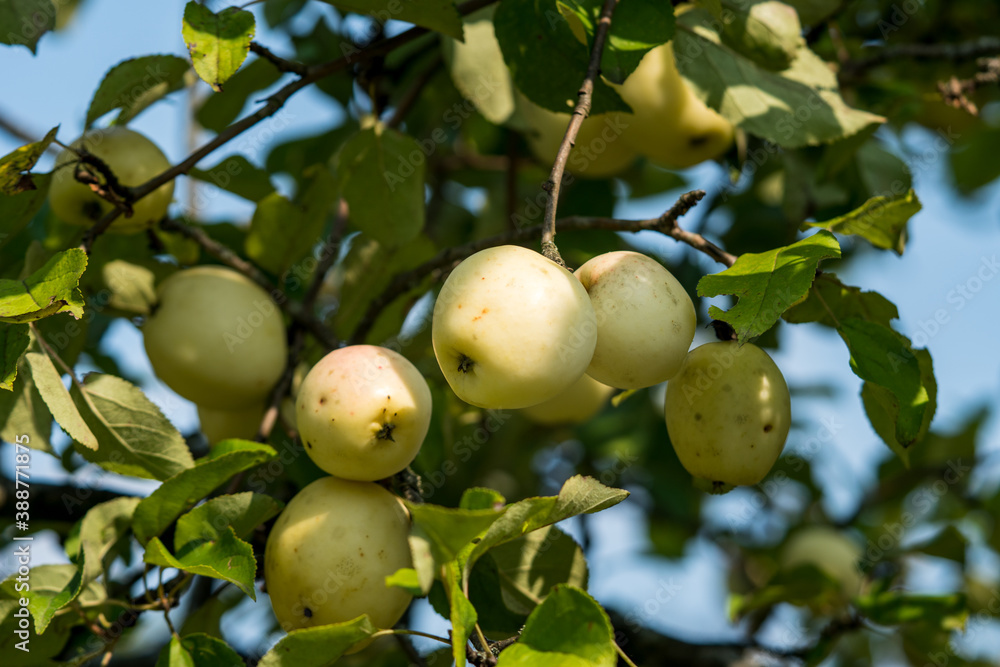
[540,0,621,268]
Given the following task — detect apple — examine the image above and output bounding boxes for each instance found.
[575,251,696,389]
[49,127,174,233]
[521,373,614,425]
[432,245,597,409]
[615,43,734,169]
[264,476,413,650]
[515,95,638,178]
[664,341,790,487]
[143,266,288,410]
[197,403,265,445]
[781,526,863,598]
[295,346,432,482]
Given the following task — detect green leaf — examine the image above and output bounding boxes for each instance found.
[839,319,930,449]
[189,155,276,202]
[490,525,588,616]
[862,347,936,464]
[0,248,87,323]
[332,234,438,342]
[804,189,921,255]
[0,324,29,391]
[196,57,282,133]
[256,616,379,667]
[494,0,628,115]
[173,492,283,549]
[333,124,426,248]
[155,633,244,667]
[719,0,802,71]
[854,591,967,629]
[132,440,276,544]
[907,525,968,565]
[0,0,55,53]
[68,373,195,480]
[783,273,899,329]
[74,497,141,583]
[460,487,506,510]
[0,127,56,195]
[245,166,336,275]
[444,560,478,667]
[318,0,461,39]
[674,8,883,147]
[144,527,257,599]
[0,355,53,452]
[466,476,628,576]
[442,7,518,125]
[697,231,841,343]
[496,585,616,667]
[0,172,51,249]
[559,0,675,84]
[22,563,85,634]
[86,55,191,127]
[99,260,157,316]
[407,503,505,566]
[182,3,256,92]
[730,564,843,618]
[25,351,99,450]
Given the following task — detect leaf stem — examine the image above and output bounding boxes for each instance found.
[540,0,620,266]
[614,640,640,667]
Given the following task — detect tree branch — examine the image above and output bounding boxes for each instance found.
[158,218,339,350]
[80,0,500,252]
[540,0,619,266]
[249,41,308,76]
[349,189,724,344]
[841,37,1000,78]
[386,54,444,129]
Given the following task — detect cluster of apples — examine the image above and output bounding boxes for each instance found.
[445,9,733,178]
[141,267,421,641]
[432,245,791,489]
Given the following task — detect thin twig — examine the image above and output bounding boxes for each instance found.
[249,41,308,76]
[254,327,305,444]
[386,54,444,129]
[540,0,620,266]
[158,218,339,350]
[349,189,723,343]
[841,37,1000,78]
[82,0,500,252]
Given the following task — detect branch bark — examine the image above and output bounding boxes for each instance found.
[79,0,499,253]
[540,0,620,266]
[349,189,726,344]
[841,37,1000,78]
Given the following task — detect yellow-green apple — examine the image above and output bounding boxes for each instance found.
[143,266,287,410]
[295,346,431,482]
[615,43,734,169]
[664,341,790,488]
[575,251,696,388]
[197,403,265,445]
[264,476,413,651]
[432,245,597,409]
[516,95,637,178]
[521,373,614,425]
[50,127,174,233]
[782,526,863,598]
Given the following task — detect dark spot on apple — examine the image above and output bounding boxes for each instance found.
[457,354,474,373]
[319,397,326,405]
[303,607,313,618]
[689,135,709,148]
[763,424,773,433]
[305,441,312,449]
[377,423,396,441]
[694,413,702,420]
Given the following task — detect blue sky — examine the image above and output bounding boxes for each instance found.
[2,0,1000,659]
